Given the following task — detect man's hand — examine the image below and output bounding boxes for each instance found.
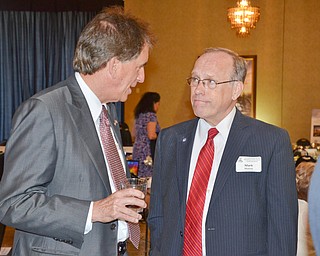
[92,188,146,223]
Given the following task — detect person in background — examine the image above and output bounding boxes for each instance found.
[296,161,316,255]
[309,161,320,254]
[295,155,316,168]
[0,7,155,256]
[148,47,298,255]
[132,92,161,177]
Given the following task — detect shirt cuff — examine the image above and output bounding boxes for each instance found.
[84,201,93,234]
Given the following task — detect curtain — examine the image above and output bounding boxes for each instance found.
[0,11,123,142]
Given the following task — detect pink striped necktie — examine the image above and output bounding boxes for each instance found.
[183,128,219,256]
[100,105,140,249]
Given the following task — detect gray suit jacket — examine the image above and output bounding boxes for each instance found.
[148,110,298,255]
[0,75,128,255]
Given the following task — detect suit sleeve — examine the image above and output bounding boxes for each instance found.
[267,129,298,255]
[148,130,164,255]
[0,99,90,249]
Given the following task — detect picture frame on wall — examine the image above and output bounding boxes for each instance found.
[311,109,320,144]
[236,55,257,118]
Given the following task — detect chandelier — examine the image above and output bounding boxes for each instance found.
[227,0,260,37]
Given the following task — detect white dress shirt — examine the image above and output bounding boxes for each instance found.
[75,72,129,242]
[187,107,236,255]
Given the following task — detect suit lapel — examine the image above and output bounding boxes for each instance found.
[210,110,250,204]
[65,76,112,194]
[176,119,199,219]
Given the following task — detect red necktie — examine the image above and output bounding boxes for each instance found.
[100,105,140,249]
[183,128,219,256]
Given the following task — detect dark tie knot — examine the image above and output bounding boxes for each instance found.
[208,128,219,140]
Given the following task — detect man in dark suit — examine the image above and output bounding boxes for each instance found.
[0,7,154,256]
[148,48,298,255]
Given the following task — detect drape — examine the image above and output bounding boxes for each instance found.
[0,11,123,142]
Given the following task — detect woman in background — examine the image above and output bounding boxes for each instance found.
[296,160,316,256]
[132,92,161,177]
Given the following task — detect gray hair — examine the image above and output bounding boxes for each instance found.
[73,6,155,75]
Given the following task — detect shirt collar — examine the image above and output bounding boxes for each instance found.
[75,72,102,123]
[198,107,236,141]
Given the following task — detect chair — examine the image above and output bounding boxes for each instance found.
[295,155,317,167]
[296,138,311,148]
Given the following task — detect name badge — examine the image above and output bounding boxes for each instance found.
[236,156,262,172]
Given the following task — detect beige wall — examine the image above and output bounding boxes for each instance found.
[124,0,320,143]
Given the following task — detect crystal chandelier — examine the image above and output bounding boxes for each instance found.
[227,0,260,37]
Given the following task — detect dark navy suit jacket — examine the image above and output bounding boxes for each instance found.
[149,109,298,255]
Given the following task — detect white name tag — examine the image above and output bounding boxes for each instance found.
[236,156,262,172]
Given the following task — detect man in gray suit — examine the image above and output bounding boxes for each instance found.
[0,7,154,256]
[148,48,298,255]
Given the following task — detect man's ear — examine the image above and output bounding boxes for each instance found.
[232,81,244,101]
[107,57,120,79]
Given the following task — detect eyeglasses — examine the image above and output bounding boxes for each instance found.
[186,77,239,90]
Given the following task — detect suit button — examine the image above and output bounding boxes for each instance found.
[111,223,117,230]
[180,231,183,237]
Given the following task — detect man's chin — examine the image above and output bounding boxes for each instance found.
[120,88,134,102]
[192,107,207,119]
[119,94,129,102]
